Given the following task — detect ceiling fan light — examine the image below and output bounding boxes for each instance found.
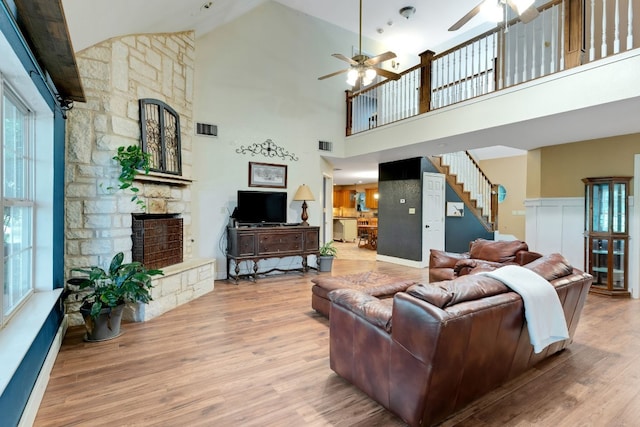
[346,68,358,86]
[365,68,377,81]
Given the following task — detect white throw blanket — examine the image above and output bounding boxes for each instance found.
[481,265,569,353]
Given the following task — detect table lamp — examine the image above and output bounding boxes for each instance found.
[293,184,315,226]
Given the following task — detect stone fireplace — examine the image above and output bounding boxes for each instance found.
[132,213,183,269]
[63,30,216,326]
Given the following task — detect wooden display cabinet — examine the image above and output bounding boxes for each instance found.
[583,176,631,297]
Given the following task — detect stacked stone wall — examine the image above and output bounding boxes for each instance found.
[65,31,199,326]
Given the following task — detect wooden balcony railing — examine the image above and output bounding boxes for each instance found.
[345,0,638,136]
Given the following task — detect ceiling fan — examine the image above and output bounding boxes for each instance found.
[449,0,540,32]
[318,0,401,87]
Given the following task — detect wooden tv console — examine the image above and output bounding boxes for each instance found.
[226,225,320,282]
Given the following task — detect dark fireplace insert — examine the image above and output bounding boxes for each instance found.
[132,213,183,269]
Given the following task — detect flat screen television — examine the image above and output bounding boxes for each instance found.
[236,190,287,224]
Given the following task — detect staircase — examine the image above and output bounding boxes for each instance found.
[429,152,498,232]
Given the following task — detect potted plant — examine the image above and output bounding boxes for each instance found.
[110,145,152,210]
[318,240,338,272]
[69,252,163,342]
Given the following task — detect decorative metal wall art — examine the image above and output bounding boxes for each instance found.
[139,98,182,175]
[236,139,298,161]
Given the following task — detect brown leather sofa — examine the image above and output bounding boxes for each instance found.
[328,253,592,427]
[429,238,542,282]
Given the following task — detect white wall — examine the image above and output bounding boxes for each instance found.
[192,1,394,278]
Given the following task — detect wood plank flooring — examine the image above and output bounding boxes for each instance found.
[34,251,640,426]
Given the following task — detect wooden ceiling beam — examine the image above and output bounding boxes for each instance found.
[14,0,85,102]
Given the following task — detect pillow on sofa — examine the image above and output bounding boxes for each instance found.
[469,238,529,263]
[524,253,573,281]
[406,283,453,308]
[437,274,510,307]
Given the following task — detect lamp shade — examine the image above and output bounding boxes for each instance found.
[293,184,315,201]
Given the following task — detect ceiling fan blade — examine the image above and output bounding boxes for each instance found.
[374,68,401,81]
[448,2,483,31]
[364,51,396,66]
[332,53,358,65]
[318,69,350,80]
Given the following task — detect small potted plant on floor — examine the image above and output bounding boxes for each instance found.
[68,252,163,342]
[318,240,338,272]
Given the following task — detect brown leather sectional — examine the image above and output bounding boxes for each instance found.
[328,253,592,427]
[429,238,543,282]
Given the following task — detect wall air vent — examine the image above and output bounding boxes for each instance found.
[196,122,218,137]
[318,140,333,152]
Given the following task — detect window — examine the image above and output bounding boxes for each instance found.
[1,85,34,320]
[139,98,182,175]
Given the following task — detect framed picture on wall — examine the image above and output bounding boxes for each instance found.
[446,202,464,217]
[248,162,287,188]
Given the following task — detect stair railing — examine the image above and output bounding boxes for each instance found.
[437,151,498,231]
[344,0,638,136]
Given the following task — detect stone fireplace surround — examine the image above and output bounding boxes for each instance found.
[64,31,216,326]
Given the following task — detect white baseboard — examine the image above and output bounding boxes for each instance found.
[19,315,68,427]
[376,254,427,269]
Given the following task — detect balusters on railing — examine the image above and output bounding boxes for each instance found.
[628,0,634,49]
[439,151,496,226]
[345,0,636,136]
[602,0,609,56]
[590,0,597,60]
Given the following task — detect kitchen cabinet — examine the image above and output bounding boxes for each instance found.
[583,176,630,297]
[333,189,355,209]
[365,188,379,209]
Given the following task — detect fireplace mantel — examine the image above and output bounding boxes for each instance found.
[135,170,193,186]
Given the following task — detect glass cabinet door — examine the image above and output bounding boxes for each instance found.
[583,177,630,297]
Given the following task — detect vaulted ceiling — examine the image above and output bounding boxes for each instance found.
[61,0,491,55]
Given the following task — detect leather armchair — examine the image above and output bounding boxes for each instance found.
[429,238,542,282]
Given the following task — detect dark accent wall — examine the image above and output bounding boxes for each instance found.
[378,157,494,262]
[378,158,428,261]
[1,2,66,423]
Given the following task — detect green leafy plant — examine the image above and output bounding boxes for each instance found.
[319,240,338,257]
[70,252,164,319]
[111,145,152,209]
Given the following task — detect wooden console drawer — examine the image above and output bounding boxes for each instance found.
[259,232,303,254]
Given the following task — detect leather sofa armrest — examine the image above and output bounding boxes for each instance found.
[429,249,470,269]
[329,289,393,332]
[516,250,543,266]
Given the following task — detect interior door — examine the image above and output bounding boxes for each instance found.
[422,172,445,266]
[323,175,333,245]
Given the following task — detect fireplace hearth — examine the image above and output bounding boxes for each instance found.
[132,214,183,269]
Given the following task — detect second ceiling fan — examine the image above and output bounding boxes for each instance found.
[318,0,401,88]
[449,0,540,32]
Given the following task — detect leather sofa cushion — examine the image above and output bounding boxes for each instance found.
[469,238,529,263]
[525,253,573,281]
[328,289,394,332]
[411,253,574,309]
[406,283,453,308]
[407,274,509,308]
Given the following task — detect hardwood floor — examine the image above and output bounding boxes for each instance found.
[35,257,640,426]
